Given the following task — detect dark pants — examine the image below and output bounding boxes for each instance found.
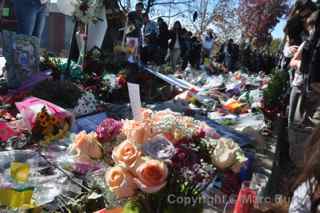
[141,44,160,65]
[159,47,168,64]
[12,0,47,38]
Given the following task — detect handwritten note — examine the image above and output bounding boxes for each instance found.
[127,83,142,121]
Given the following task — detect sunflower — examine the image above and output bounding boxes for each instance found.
[40,120,49,128]
[38,113,47,122]
[50,116,59,125]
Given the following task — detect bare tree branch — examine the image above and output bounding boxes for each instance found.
[152,0,193,5]
[158,10,189,18]
[117,0,128,13]
[146,0,155,14]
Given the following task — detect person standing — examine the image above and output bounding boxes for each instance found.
[127,2,144,57]
[222,39,236,72]
[289,128,320,213]
[157,17,169,64]
[189,33,202,69]
[181,30,192,70]
[11,0,48,39]
[287,3,317,127]
[141,13,159,65]
[168,21,185,71]
[202,29,215,62]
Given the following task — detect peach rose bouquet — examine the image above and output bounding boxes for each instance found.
[65,130,104,174]
[103,109,247,213]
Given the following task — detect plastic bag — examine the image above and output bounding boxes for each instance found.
[15,97,73,131]
[0,150,66,208]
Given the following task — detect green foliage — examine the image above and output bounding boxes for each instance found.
[263,70,289,109]
[123,200,145,213]
[218,118,238,126]
[31,80,82,109]
[269,38,282,56]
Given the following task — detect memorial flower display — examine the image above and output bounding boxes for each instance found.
[104,109,247,212]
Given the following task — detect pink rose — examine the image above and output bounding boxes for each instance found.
[133,158,168,193]
[122,120,152,144]
[105,166,137,198]
[73,131,103,162]
[112,140,141,168]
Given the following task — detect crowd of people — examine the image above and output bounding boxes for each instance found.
[127,2,278,74]
[127,2,215,71]
[277,0,320,212]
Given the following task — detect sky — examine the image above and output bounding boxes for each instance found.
[272,19,286,39]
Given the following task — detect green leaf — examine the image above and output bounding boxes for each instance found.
[123,200,144,213]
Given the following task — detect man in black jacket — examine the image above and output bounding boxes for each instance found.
[157,17,169,64]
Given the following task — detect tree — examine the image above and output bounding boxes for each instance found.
[209,0,241,41]
[238,0,290,47]
[178,0,241,41]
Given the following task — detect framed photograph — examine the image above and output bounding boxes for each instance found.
[2,31,40,88]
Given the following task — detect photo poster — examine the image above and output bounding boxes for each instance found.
[126,37,139,63]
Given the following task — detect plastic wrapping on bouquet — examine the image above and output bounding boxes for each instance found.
[239,151,255,182]
[233,181,256,213]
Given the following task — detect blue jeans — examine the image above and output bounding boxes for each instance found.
[12,0,47,38]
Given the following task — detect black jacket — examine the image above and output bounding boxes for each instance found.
[158,22,169,48]
[127,11,143,37]
[168,30,186,51]
[302,33,320,85]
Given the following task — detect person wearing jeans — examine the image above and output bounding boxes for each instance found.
[168,21,185,71]
[11,0,48,39]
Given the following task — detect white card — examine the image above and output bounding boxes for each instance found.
[127,83,142,120]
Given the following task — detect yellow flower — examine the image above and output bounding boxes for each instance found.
[40,121,49,128]
[51,116,59,125]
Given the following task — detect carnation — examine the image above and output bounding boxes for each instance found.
[96,118,123,143]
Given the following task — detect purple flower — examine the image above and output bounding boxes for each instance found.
[96,118,123,143]
[143,136,176,160]
[171,145,200,168]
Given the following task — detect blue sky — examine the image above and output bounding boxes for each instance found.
[272,19,286,38]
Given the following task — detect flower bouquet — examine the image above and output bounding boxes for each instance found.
[65,131,105,174]
[15,97,73,145]
[64,118,123,174]
[103,109,247,212]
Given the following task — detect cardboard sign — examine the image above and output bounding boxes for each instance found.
[127,83,142,121]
